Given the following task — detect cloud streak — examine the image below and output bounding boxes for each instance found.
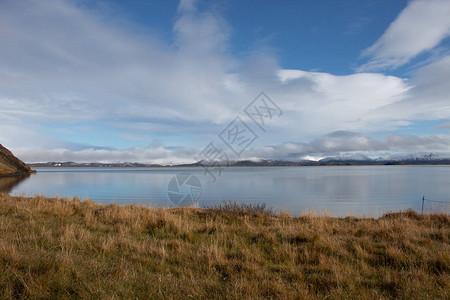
[358,0,450,71]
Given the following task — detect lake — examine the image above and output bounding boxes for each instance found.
[2,165,450,217]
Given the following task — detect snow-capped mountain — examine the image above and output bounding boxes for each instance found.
[383,153,450,162]
[319,153,372,163]
[318,152,450,164]
[188,152,450,166]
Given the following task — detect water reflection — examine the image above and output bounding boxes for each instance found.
[7,166,450,217]
[0,174,30,193]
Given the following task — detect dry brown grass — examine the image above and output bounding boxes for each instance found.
[0,193,449,299]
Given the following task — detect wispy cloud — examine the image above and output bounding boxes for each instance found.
[0,0,449,163]
[357,0,450,71]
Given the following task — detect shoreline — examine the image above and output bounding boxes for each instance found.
[28,163,450,168]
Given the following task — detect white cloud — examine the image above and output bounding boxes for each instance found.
[0,0,450,163]
[14,146,198,164]
[358,0,450,71]
[0,0,240,126]
[253,131,450,160]
[433,122,450,130]
[271,69,411,137]
[385,134,450,152]
[13,131,450,163]
[366,55,450,123]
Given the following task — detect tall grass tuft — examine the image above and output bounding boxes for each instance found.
[207,201,276,217]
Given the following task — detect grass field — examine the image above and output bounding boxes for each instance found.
[0,193,449,299]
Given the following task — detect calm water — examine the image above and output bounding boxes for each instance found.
[3,166,450,217]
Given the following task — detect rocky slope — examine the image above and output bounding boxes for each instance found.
[0,144,33,177]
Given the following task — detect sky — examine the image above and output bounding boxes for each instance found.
[1,0,450,163]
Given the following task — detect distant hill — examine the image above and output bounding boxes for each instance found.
[187,153,450,166]
[0,144,34,177]
[27,152,450,168]
[317,153,450,165]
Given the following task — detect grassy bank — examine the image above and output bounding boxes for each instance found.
[0,193,449,299]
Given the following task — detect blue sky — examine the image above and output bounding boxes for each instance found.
[1,0,450,163]
[104,0,409,75]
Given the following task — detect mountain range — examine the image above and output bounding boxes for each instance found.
[190,153,450,166]
[27,152,450,167]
